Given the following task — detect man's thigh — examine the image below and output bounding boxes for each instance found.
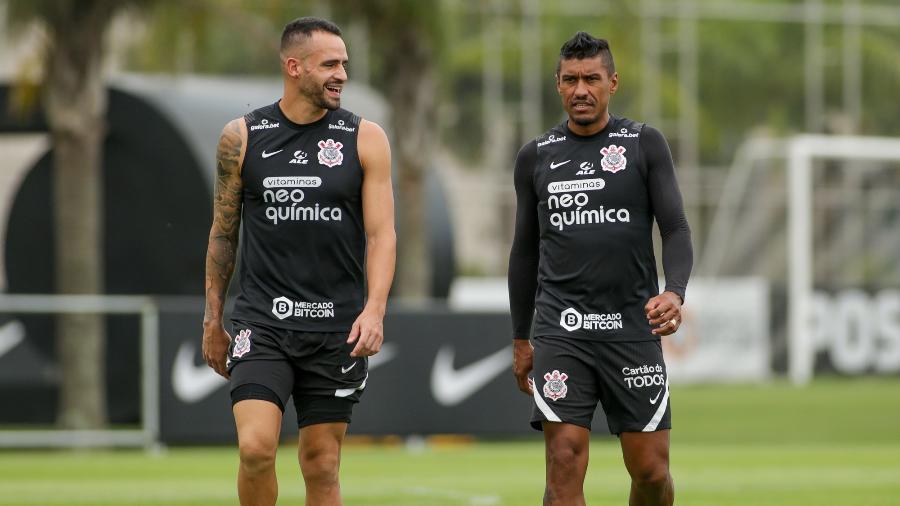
[620,429,671,475]
[298,422,349,458]
[233,399,283,448]
[530,336,601,431]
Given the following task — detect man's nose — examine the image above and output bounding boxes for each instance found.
[336,64,348,81]
[573,79,589,97]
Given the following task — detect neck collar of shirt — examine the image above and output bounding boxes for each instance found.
[562,115,618,142]
[274,100,332,130]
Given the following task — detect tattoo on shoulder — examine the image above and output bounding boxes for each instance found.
[214,120,243,212]
[216,120,243,181]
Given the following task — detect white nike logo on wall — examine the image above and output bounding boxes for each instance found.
[172,342,228,403]
[261,149,283,158]
[0,320,25,358]
[430,344,512,407]
[550,160,571,169]
[368,342,398,369]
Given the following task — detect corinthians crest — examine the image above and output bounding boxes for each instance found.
[317,138,344,167]
[543,370,569,401]
[600,144,627,173]
[232,329,252,358]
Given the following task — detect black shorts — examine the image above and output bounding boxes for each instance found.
[227,319,367,428]
[530,336,671,435]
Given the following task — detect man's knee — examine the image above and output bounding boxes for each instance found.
[546,433,587,476]
[629,459,670,489]
[239,437,277,475]
[300,445,340,485]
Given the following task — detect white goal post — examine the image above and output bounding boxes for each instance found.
[0,294,160,450]
[787,135,900,384]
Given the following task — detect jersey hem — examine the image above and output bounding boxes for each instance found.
[532,333,661,343]
[230,315,353,333]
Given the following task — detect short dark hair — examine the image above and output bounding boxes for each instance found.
[556,32,615,75]
[280,17,342,53]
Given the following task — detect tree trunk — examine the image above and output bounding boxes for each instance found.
[43,5,110,430]
[386,28,436,300]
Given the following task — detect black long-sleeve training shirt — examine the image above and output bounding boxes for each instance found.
[508,116,692,341]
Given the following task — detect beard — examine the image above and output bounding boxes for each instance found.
[571,112,601,126]
[300,80,340,110]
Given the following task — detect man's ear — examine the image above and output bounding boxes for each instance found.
[282,55,303,78]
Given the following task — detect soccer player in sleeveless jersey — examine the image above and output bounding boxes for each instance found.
[202,17,396,506]
[508,32,692,505]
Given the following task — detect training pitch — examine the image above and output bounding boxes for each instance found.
[1,378,898,505]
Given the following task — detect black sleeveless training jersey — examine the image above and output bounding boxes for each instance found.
[231,102,366,332]
[532,117,661,341]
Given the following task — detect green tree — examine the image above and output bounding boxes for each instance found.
[336,0,443,299]
[6,0,149,429]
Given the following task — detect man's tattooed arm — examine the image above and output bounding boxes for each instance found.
[204,118,245,326]
[202,118,246,377]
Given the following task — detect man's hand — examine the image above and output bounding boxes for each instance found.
[513,339,534,395]
[202,323,231,378]
[645,291,683,336]
[347,305,384,357]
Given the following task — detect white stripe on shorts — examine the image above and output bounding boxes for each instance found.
[335,373,368,398]
[642,378,669,432]
[530,377,562,423]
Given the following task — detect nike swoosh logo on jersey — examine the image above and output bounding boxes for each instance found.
[650,387,664,404]
[261,149,283,158]
[550,160,571,169]
[341,362,358,374]
[430,344,511,407]
[171,341,229,403]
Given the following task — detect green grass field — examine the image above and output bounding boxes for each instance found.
[1,378,899,505]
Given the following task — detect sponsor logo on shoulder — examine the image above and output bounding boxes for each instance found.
[560,307,624,331]
[272,296,335,320]
[250,118,279,131]
[328,119,356,132]
[609,127,639,138]
[542,370,568,401]
[317,139,344,167]
[537,134,566,147]
[600,145,627,173]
